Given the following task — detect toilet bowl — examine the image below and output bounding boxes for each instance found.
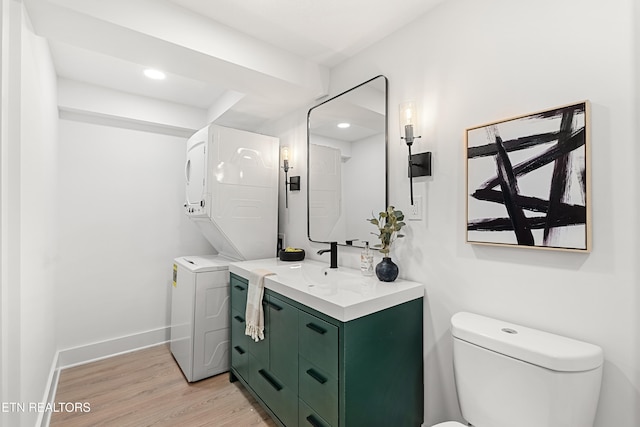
[432,312,603,427]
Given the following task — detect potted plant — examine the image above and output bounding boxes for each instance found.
[368,206,405,282]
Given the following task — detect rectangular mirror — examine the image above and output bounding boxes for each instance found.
[307,75,388,248]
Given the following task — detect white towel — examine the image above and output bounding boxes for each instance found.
[245,268,275,342]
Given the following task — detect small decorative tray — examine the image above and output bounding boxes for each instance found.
[279,248,305,262]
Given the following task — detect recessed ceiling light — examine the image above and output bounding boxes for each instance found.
[144,68,166,80]
[337,122,351,129]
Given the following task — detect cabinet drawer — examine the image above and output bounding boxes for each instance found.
[249,354,297,427]
[230,275,248,313]
[299,399,333,427]
[299,356,338,427]
[230,309,249,381]
[299,311,338,378]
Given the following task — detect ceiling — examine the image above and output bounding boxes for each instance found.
[24,0,445,131]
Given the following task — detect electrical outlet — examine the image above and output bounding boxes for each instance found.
[408,196,422,221]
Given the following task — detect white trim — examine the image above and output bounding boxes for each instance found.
[0,2,22,424]
[58,107,197,138]
[36,352,59,427]
[57,326,170,369]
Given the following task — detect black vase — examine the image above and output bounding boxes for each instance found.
[375,257,398,282]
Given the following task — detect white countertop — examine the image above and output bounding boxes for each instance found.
[229,258,424,322]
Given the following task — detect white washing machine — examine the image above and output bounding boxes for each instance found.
[170,255,231,382]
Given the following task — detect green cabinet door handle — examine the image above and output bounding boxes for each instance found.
[233,346,245,355]
[306,368,327,384]
[258,369,283,391]
[306,415,324,427]
[306,322,327,335]
[233,315,244,323]
[233,285,245,291]
[265,300,283,311]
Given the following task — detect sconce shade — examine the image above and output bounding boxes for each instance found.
[399,100,428,206]
[281,145,296,207]
[399,101,420,144]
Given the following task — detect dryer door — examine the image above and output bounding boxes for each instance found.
[185,130,207,217]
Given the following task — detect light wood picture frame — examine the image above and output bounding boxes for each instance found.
[465,101,591,252]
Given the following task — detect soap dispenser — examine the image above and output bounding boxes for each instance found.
[361,242,374,276]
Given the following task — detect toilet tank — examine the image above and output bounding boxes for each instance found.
[451,312,603,427]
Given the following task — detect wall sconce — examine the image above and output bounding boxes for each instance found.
[281,146,300,208]
[399,101,431,205]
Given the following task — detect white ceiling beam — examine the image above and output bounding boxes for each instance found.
[206,90,245,125]
[24,0,329,100]
[57,78,207,133]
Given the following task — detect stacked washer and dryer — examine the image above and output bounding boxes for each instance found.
[170,124,278,382]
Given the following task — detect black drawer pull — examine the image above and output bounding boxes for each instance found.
[233,346,245,355]
[258,369,283,391]
[233,315,245,323]
[306,322,327,335]
[306,368,327,384]
[266,300,283,311]
[233,285,245,291]
[306,415,324,427]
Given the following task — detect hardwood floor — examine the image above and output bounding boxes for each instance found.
[50,344,276,427]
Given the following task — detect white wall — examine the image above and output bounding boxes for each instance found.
[20,10,59,427]
[55,119,213,354]
[268,0,639,426]
[0,2,59,426]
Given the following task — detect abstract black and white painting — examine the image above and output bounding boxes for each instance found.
[465,101,591,252]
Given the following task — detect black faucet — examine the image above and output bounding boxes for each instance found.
[317,242,338,269]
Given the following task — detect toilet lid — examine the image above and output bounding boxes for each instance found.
[433,422,466,427]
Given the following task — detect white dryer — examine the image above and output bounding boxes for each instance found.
[184,124,279,261]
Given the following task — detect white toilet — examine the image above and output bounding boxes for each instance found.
[435,312,604,427]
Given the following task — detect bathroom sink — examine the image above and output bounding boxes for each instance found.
[266,261,379,299]
[300,264,345,286]
[275,263,360,288]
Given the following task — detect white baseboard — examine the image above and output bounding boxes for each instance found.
[36,351,60,427]
[39,326,170,427]
[57,326,170,369]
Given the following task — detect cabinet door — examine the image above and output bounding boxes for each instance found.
[268,295,298,391]
[247,299,270,367]
[230,274,248,313]
[230,308,249,381]
[249,353,298,427]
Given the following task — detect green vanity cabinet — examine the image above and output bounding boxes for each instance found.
[230,275,299,427]
[229,272,423,427]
